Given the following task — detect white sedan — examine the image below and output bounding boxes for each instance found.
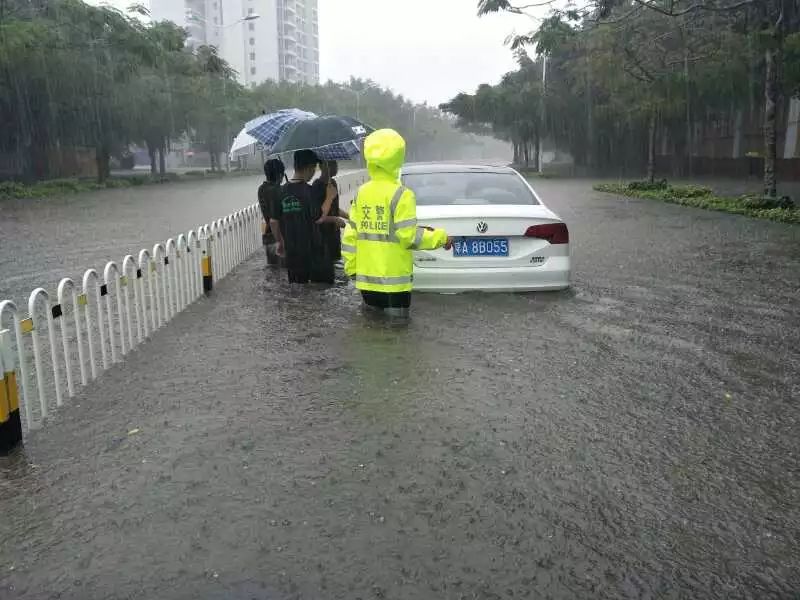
[402,164,570,292]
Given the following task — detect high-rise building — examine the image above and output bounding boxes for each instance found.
[276,0,319,84]
[149,0,318,86]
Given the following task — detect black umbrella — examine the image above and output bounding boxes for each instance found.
[269,115,374,156]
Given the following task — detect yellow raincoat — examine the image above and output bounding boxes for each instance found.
[342,129,447,293]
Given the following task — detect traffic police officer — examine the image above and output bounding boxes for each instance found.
[342,129,450,317]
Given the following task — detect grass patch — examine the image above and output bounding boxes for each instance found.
[593,181,800,225]
[0,178,137,200]
[0,169,258,201]
[515,165,570,178]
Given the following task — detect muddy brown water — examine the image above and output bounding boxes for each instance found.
[0,178,798,599]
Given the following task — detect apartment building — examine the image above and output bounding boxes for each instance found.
[150,0,319,86]
[276,0,319,84]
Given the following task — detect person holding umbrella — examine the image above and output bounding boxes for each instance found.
[341,129,452,317]
[269,150,337,284]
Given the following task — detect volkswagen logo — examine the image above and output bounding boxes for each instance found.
[476,221,488,234]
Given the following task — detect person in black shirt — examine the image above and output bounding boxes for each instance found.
[269,150,336,284]
[258,158,285,266]
[312,160,349,264]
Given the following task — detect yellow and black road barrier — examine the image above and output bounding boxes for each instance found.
[0,330,22,454]
[202,234,214,293]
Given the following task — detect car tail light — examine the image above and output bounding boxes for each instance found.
[524,223,569,244]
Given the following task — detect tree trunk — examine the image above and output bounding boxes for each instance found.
[96,144,110,184]
[147,142,157,175]
[533,131,541,172]
[586,51,594,170]
[764,46,779,197]
[685,49,693,177]
[158,138,166,177]
[646,111,657,183]
[523,142,530,168]
[512,140,520,165]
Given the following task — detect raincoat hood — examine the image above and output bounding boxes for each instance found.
[364,129,406,182]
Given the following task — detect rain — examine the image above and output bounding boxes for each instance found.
[1,1,799,598]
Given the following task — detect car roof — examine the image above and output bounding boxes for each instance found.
[401,163,516,175]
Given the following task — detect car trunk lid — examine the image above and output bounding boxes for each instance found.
[414,205,566,269]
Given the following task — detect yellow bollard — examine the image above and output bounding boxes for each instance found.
[202,256,213,293]
[202,233,214,294]
[0,330,22,454]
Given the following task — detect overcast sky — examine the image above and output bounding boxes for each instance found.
[318,1,536,106]
[93,0,541,106]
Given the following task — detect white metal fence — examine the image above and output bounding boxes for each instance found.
[0,169,368,443]
[0,203,261,433]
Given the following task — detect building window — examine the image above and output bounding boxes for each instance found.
[248,7,254,14]
[249,22,255,30]
[250,52,256,60]
[249,37,255,45]
[251,67,256,75]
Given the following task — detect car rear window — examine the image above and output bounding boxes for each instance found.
[401,172,538,206]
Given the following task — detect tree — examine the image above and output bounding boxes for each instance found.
[1,0,166,181]
[126,19,194,176]
[186,46,248,171]
[441,52,543,168]
[0,0,509,184]
[477,0,800,196]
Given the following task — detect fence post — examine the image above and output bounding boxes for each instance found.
[28,288,63,416]
[138,250,155,336]
[151,244,166,327]
[102,263,124,361]
[213,220,222,279]
[164,239,178,320]
[186,231,199,303]
[121,256,138,350]
[201,225,214,293]
[0,329,22,454]
[177,234,190,311]
[55,278,79,396]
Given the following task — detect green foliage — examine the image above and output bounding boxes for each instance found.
[441,51,543,166]
[0,178,129,200]
[0,170,260,200]
[628,179,669,191]
[739,194,796,209]
[1,0,501,184]
[783,32,800,95]
[468,0,798,177]
[247,78,490,162]
[594,182,800,224]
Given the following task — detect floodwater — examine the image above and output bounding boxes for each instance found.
[0,175,265,308]
[0,178,799,599]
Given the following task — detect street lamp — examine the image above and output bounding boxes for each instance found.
[191,13,261,30]
[338,83,376,120]
[237,14,261,25]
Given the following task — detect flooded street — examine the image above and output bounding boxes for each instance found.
[0,175,264,307]
[1,178,799,599]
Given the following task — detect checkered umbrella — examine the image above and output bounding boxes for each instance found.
[268,115,373,157]
[245,108,317,148]
[305,140,362,161]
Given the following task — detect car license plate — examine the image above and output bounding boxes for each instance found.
[452,238,509,257]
